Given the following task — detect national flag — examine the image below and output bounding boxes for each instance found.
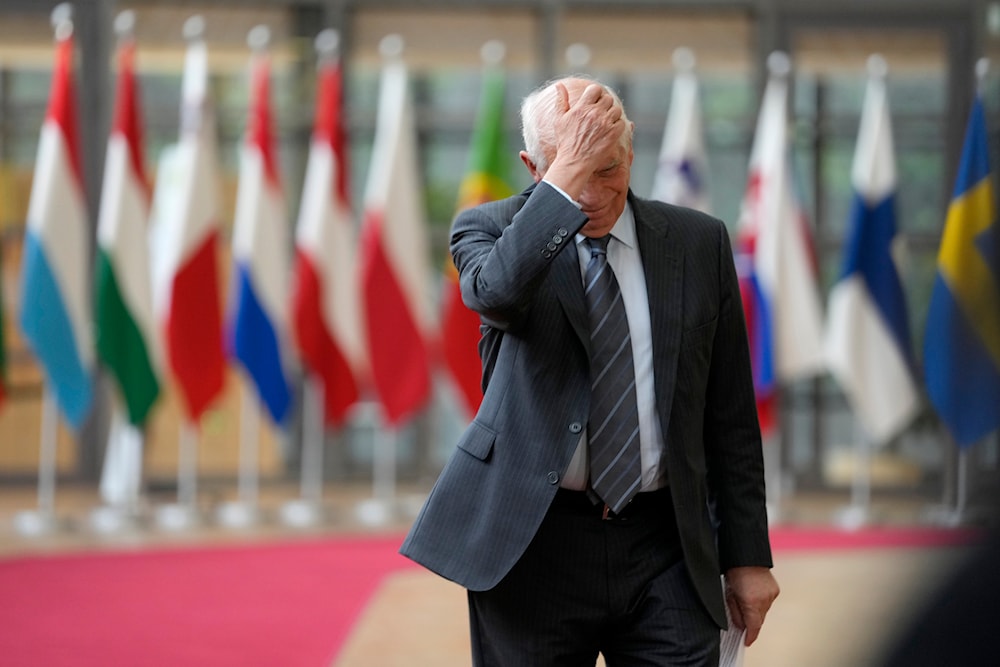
[924,92,1000,447]
[151,30,225,423]
[0,248,7,411]
[735,52,825,434]
[825,57,919,444]
[441,52,515,418]
[650,47,711,212]
[19,29,94,429]
[228,43,293,425]
[95,33,161,427]
[359,38,433,426]
[291,45,364,427]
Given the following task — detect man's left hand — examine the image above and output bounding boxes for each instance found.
[724,566,779,647]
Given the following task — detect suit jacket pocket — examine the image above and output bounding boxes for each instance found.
[457,420,497,461]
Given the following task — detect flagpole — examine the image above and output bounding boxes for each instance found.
[217,379,262,527]
[90,9,147,536]
[280,375,327,526]
[300,380,325,505]
[218,24,277,530]
[155,421,201,530]
[356,413,397,526]
[835,422,873,530]
[14,386,61,535]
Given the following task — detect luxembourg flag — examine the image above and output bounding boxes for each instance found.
[19,28,94,430]
[291,34,364,428]
[650,47,711,213]
[825,56,919,445]
[95,30,161,428]
[736,52,825,433]
[151,23,225,423]
[228,40,293,425]
[359,35,433,426]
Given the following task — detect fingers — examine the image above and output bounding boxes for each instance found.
[554,82,570,112]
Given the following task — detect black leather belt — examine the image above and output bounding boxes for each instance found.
[551,487,672,521]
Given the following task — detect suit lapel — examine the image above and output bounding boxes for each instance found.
[552,240,589,351]
[633,196,684,417]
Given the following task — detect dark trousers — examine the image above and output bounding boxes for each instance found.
[468,488,720,667]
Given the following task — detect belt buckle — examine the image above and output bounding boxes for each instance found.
[602,503,611,520]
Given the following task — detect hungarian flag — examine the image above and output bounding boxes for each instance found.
[151,31,225,423]
[359,42,433,426]
[228,45,293,425]
[291,49,364,427]
[19,29,94,430]
[735,52,825,435]
[441,59,514,418]
[95,34,161,427]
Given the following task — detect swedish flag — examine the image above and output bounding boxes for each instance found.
[924,94,1000,446]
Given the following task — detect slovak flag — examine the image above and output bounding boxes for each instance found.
[19,26,94,430]
[736,52,825,434]
[291,34,364,428]
[825,56,920,445]
[150,23,226,423]
[650,47,711,213]
[228,39,293,425]
[359,35,434,427]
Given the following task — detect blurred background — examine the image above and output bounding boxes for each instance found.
[0,0,998,530]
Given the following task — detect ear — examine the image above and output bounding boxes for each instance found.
[519,150,544,183]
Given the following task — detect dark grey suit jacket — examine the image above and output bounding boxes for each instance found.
[400,182,772,628]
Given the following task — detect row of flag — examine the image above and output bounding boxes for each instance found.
[3,15,998,457]
[661,49,1000,449]
[12,17,445,446]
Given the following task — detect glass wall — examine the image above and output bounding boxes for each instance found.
[0,1,995,510]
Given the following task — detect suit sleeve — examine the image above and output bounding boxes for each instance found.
[451,182,588,331]
[703,224,773,571]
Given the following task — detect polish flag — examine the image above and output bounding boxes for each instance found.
[150,23,225,423]
[291,36,364,427]
[359,36,433,426]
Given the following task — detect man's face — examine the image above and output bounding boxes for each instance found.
[577,142,633,238]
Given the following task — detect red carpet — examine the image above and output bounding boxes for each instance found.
[0,526,981,667]
[0,535,417,667]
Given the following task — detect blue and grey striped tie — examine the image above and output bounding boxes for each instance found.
[584,236,642,514]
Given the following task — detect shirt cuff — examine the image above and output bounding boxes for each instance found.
[541,179,582,209]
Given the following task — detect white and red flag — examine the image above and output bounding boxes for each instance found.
[358,36,433,426]
[151,21,225,423]
[291,32,365,428]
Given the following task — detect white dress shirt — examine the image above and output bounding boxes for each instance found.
[550,194,668,493]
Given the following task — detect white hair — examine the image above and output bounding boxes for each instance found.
[520,75,633,173]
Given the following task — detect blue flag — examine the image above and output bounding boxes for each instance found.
[924,95,1000,447]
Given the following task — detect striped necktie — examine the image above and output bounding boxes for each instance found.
[584,236,642,514]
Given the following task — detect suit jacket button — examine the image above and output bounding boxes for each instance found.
[569,422,582,434]
[547,471,560,485]
[557,227,569,237]
[542,250,553,259]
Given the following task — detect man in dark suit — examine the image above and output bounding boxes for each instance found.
[401,76,778,666]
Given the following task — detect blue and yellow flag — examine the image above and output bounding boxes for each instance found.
[924,94,1000,447]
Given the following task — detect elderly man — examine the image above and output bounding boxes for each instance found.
[401,76,778,666]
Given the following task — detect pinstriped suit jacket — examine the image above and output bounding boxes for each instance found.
[400,182,772,628]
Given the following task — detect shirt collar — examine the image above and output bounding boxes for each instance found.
[575,201,636,249]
